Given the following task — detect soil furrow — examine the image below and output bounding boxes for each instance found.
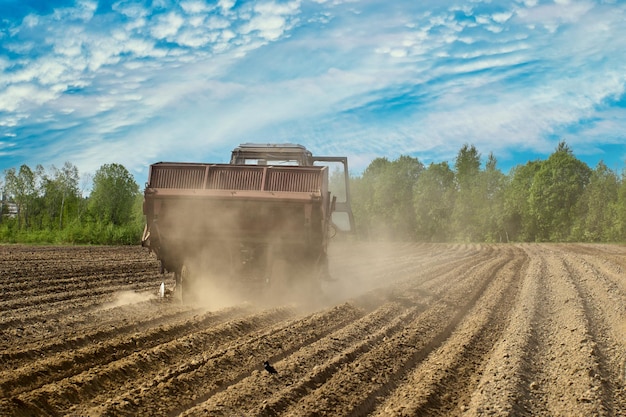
[0,295,188,361]
[557,244,626,296]
[520,245,606,416]
[78,303,365,416]
[371,246,527,416]
[0,279,159,312]
[180,301,423,417]
[175,246,481,416]
[92,247,483,417]
[2,242,624,417]
[464,244,544,415]
[0,304,253,396]
[277,248,511,416]
[1,307,300,416]
[557,248,626,414]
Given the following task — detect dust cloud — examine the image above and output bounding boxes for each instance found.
[101,290,155,309]
[320,240,410,304]
[149,193,434,312]
[151,197,334,310]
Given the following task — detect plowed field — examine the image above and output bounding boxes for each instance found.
[1,242,626,416]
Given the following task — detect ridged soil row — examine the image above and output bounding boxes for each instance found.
[271,247,513,416]
[328,242,480,283]
[0,306,300,417]
[559,243,626,299]
[0,270,169,335]
[327,241,426,274]
[327,243,478,291]
[100,247,490,415]
[0,304,253,396]
[555,246,626,414]
[464,244,544,415]
[0,298,194,366]
[178,302,422,417]
[0,281,180,353]
[370,245,528,416]
[560,243,626,265]
[516,245,606,416]
[70,302,366,417]
[0,285,167,343]
[175,246,491,416]
[327,244,490,315]
[0,274,159,312]
[327,242,446,269]
[0,246,159,312]
[0,246,158,289]
[0,258,158,294]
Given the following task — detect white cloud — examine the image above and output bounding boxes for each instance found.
[22,15,40,28]
[239,1,301,41]
[242,15,288,41]
[124,38,165,58]
[219,0,236,15]
[390,49,408,58]
[492,12,513,23]
[52,0,98,21]
[255,1,301,16]
[1,0,625,181]
[180,1,213,14]
[86,38,123,71]
[0,115,24,128]
[176,28,212,47]
[37,60,72,85]
[112,1,150,19]
[221,30,236,42]
[53,34,84,57]
[485,24,504,33]
[206,15,231,30]
[515,1,594,25]
[188,15,205,28]
[150,12,185,40]
[0,84,58,112]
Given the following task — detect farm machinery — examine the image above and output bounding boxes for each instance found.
[141,143,354,302]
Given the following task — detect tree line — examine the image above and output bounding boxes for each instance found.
[1,141,625,244]
[350,141,626,242]
[0,162,142,244]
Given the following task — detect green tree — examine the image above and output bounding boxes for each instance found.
[3,164,40,229]
[503,160,543,241]
[413,161,455,241]
[385,155,424,239]
[454,144,481,191]
[352,157,392,238]
[570,161,619,242]
[528,141,591,241]
[349,175,367,237]
[353,156,423,240]
[478,153,507,242]
[451,144,482,241]
[89,163,140,226]
[41,162,80,229]
[0,176,4,223]
[615,170,626,241]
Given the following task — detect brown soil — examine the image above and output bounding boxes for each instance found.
[1,242,625,416]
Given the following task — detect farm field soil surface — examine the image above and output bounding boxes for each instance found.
[1,242,626,416]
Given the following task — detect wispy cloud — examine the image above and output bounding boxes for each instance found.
[0,0,624,183]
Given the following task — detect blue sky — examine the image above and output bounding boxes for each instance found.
[1,0,625,189]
